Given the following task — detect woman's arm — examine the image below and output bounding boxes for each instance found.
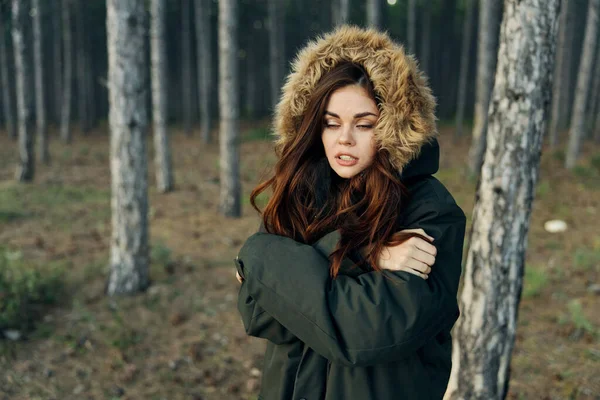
[237,200,466,367]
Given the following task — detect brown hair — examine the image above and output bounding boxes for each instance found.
[250,62,423,278]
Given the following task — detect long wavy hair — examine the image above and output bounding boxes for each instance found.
[250,62,424,278]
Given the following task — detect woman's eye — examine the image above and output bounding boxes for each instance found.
[325,124,340,129]
[357,125,373,130]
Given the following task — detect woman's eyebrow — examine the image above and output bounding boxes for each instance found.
[325,111,378,118]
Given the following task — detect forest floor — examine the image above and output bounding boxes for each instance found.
[0,123,598,400]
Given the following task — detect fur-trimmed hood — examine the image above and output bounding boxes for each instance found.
[272,25,438,175]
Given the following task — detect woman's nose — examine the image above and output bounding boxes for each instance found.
[338,127,355,145]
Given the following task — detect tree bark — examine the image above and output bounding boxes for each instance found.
[194,0,212,143]
[467,0,502,178]
[591,46,600,143]
[181,0,193,135]
[366,0,381,29]
[52,0,62,125]
[33,0,49,164]
[444,0,560,398]
[332,0,350,26]
[75,0,89,134]
[60,0,72,143]
[245,44,256,118]
[548,0,571,147]
[407,0,416,55]
[12,0,35,182]
[455,0,475,138]
[150,0,174,193]
[268,0,284,111]
[218,0,240,217]
[420,0,432,76]
[106,0,150,295]
[0,14,16,140]
[565,0,599,169]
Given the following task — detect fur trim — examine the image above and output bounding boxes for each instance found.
[272,25,438,173]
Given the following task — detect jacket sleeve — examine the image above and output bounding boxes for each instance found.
[236,227,346,344]
[236,200,466,367]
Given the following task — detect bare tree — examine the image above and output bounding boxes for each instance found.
[106,0,150,295]
[0,11,16,140]
[194,0,212,143]
[407,0,416,54]
[454,0,476,138]
[548,0,571,147]
[52,0,62,124]
[444,0,560,398]
[150,0,174,193]
[74,0,89,134]
[12,0,35,182]
[467,0,502,177]
[565,0,599,169]
[366,0,381,28]
[332,0,350,26]
[268,0,284,111]
[60,0,72,143]
[218,0,240,217]
[32,0,49,164]
[181,0,193,135]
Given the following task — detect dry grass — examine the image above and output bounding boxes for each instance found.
[0,124,598,400]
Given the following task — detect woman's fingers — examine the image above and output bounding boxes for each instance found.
[410,236,437,256]
[393,266,428,280]
[236,271,243,283]
[404,257,432,275]
[401,228,434,242]
[411,246,436,266]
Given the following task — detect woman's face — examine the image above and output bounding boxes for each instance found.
[321,85,379,179]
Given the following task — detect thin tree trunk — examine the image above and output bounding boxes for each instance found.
[467,0,502,178]
[12,0,35,182]
[268,0,284,111]
[181,0,192,135]
[366,0,381,29]
[75,0,89,134]
[332,0,350,26]
[60,0,72,143]
[445,1,560,398]
[33,0,49,164]
[53,0,62,125]
[245,44,256,118]
[407,0,416,54]
[0,14,16,140]
[218,0,240,217]
[420,1,431,76]
[86,31,96,130]
[565,0,599,169]
[591,46,600,143]
[455,0,475,138]
[195,0,212,143]
[548,0,571,147]
[150,0,174,193]
[106,0,150,296]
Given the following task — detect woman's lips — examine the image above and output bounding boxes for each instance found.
[335,155,359,166]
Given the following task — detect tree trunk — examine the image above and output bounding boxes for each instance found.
[591,46,600,143]
[106,0,150,295]
[52,0,62,125]
[194,0,212,143]
[181,0,193,135]
[33,0,49,164]
[420,0,431,76]
[407,0,416,55]
[332,0,350,26]
[444,0,560,398]
[150,0,174,193]
[268,0,284,111]
[565,0,599,169]
[548,0,571,147]
[12,0,35,182]
[75,0,89,134]
[218,0,240,217]
[60,0,72,143]
[455,0,475,138]
[467,0,502,178]
[245,44,256,118]
[0,14,16,140]
[366,0,381,29]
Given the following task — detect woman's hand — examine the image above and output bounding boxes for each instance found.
[377,229,437,279]
[236,271,244,283]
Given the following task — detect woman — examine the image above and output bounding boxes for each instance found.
[235,26,466,400]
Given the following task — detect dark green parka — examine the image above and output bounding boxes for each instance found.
[235,26,467,400]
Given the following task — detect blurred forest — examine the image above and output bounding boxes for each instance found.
[0,0,599,399]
